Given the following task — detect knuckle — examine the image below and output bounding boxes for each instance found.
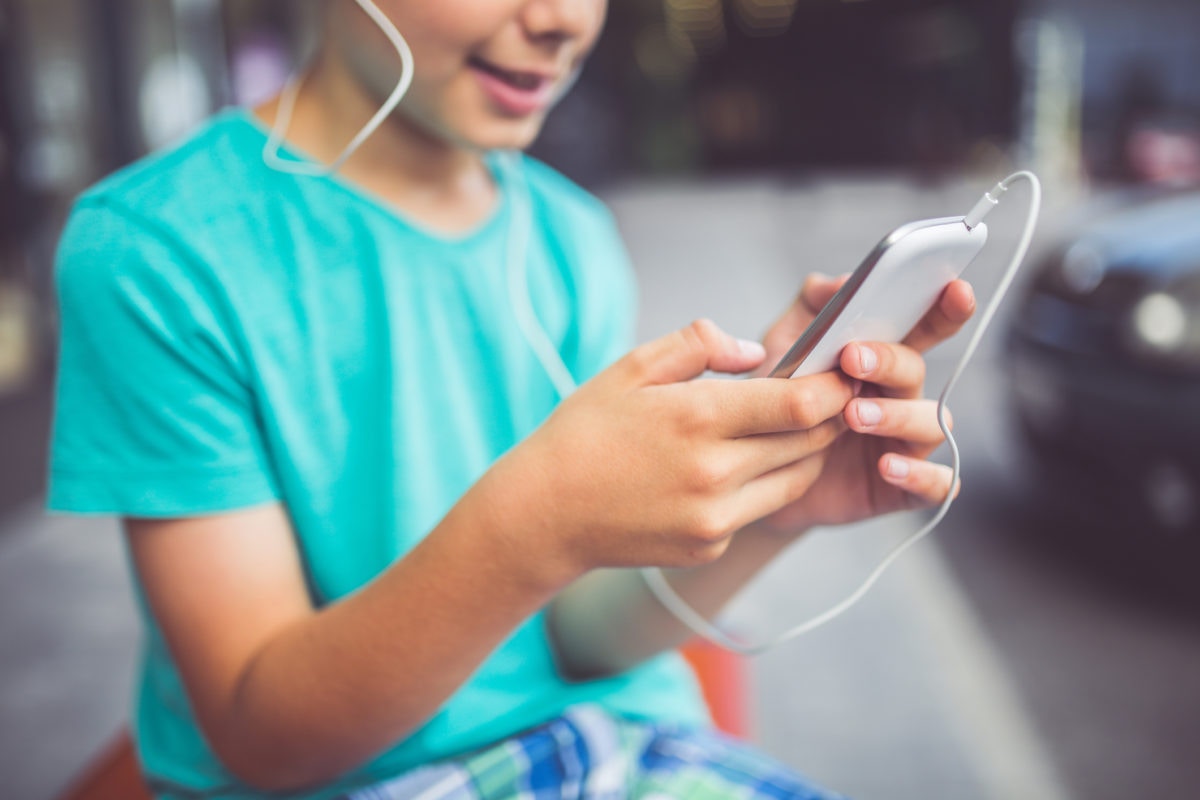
[697,538,733,563]
[800,273,822,300]
[622,345,655,381]
[685,318,718,350]
[787,388,821,428]
[688,503,735,543]
[688,455,732,495]
[675,539,729,569]
[912,356,927,386]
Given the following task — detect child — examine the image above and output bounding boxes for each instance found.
[48,1,974,797]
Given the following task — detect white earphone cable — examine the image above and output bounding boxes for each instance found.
[638,171,1042,655]
[263,0,414,177]
[502,153,580,401]
[253,4,1043,656]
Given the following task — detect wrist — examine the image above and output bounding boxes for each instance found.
[738,517,814,547]
[468,449,585,595]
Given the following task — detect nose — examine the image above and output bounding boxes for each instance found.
[520,0,604,47]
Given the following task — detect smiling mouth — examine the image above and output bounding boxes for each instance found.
[468,57,547,91]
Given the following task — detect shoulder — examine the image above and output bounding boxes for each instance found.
[58,110,277,299]
[56,118,250,328]
[55,196,233,350]
[84,110,256,211]
[71,109,274,258]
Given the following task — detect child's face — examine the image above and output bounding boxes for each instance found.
[327,0,608,152]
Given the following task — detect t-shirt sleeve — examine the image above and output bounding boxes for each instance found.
[47,198,281,517]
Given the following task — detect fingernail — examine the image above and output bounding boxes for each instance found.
[858,345,878,374]
[885,457,910,480]
[856,400,882,426]
[738,339,766,359]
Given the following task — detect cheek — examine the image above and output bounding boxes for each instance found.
[422,78,547,151]
[375,0,509,57]
[579,1,610,52]
[338,9,472,112]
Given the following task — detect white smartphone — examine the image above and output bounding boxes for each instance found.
[769,216,988,379]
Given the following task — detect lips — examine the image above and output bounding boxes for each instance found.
[469,57,547,89]
[468,56,559,116]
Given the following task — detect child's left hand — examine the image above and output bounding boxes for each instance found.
[749,272,977,534]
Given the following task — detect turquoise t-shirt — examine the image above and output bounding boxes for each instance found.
[47,108,708,799]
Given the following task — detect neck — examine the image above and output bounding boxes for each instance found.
[255,50,498,234]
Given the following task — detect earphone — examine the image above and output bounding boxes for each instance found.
[263,0,414,177]
[260,0,1043,656]
[514,161,1042,653]
[260,0,571,396]
[641,172,1042,654]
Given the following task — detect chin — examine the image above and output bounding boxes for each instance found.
[432,106,545,152]
[469,118,546,152]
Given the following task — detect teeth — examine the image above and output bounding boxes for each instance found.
[474,58,541,91]
[509,72,539,90]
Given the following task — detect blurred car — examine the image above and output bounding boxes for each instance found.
[1125,115,1200,188]
[1005,191,1200,544]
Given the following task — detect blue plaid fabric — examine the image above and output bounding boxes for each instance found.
[345,705,848,799]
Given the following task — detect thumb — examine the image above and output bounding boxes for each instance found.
[619,319,766,387]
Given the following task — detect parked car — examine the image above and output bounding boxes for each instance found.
[1004,191,1200,548]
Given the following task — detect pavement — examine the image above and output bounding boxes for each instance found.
[2,174,1197,800]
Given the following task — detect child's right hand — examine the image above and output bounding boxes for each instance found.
[480,319,857,582]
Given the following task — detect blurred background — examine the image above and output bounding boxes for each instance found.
[1,0,1198,798]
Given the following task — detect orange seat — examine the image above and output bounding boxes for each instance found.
[55,730,149,800]
[680,637,751,739]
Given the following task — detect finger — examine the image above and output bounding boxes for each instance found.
[732,417,846,481]
[878,454,960,507]
[729,452,829,531]
[840,342,925,399]
[617,319,765,387]
[799,272,850,315]
[710,371,858,438]
[757,273,852,379]
[845,398,951,447]
[902,279,976,353]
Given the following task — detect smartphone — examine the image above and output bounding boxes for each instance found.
[769,217,988,379]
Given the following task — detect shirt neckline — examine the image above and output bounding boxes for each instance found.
[223,106,512,247]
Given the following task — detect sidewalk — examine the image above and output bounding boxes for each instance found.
[0,506,137,800]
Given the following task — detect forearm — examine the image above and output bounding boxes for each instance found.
[211,489,572,790]
[547,524,801,679]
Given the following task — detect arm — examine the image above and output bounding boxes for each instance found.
[130,319,858,792]
[547,276,977,678]
[127,489,571,791]
[547,522,791,679]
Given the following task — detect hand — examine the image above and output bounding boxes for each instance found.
[750,273,977,533]
[482,319,857,582]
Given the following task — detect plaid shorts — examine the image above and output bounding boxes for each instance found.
[346,705,847,800]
